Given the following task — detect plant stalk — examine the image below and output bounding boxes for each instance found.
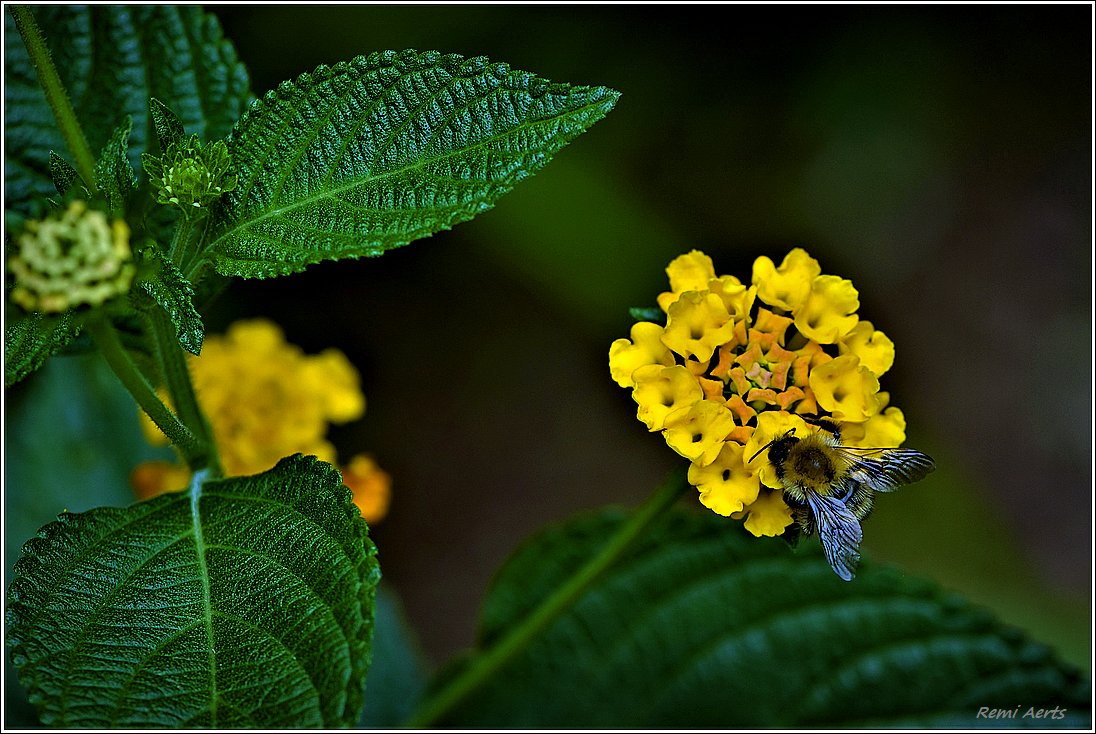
[148,307,221,476]
[404,466,689,728]
[10,5,98,191]
[86,315,206,466]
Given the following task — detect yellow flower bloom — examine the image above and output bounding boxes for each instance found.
[808,354,881,423]
[611,248,918,541]
[662,398,737,466]
[840,404,906,449]
[751,248,820,312]
[657,250,716,311]
[609,322,674,388]
[795,275,859,344]
[735,488,795,536]
[631,364,704,431]
[661,291,735,362]
[133,319,388,522]
[839,320,894,377]
[688,441,759,516]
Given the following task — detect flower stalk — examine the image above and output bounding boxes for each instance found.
[10,5,97,192]
[86,315,206,465]
[147,307,222,477]
[405,466,689,728]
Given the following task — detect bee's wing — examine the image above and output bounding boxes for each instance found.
[837,447,936,493]
[806,491,862,581]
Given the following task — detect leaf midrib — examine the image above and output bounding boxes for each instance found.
[190,471,218,726]
[203,93,612,259]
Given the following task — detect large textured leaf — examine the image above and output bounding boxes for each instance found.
[7,455,379,728]
[439,509,1090,728]
[204,49,620,279]
[4,5,250,216]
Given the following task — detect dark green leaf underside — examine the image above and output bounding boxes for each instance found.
[7,455,379,728]
[4,5,250,217]
[133,246,205,354]
[4,311,82,387]
[207,49,620,279]
[442,509,1089,728]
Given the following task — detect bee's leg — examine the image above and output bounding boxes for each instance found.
[801,413,841,441]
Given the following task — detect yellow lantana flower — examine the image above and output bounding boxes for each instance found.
[688,441,759,516]
[794,274,859,344]
[662,399,737,467]
[657,250,716,311]
[611,248,917,540]
[609,322,674,388]
[751,248,819,312]
[133,319,389,523]
[661,291,735,362]
[632,364,704,431]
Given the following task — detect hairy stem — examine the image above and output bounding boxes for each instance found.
[10,5,98,191]
[148,307,221,476]
[86,315,206,466]
[404,466,689,727]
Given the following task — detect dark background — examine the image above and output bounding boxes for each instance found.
[198,5,1090,671]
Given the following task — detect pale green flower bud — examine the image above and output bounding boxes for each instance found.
[143,135,237,212]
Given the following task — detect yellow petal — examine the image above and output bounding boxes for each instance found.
[795,275,859,344]
[608,322,675,388]
[740,488,794,536]
[662,399,737,466]
[808,354,880,422]
[632,364,704,432]
[688,441,760,515]
[751,248,820,312]
[839,320,895,377]
[661,291,735,362]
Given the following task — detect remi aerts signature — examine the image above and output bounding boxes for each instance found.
[976,706,1068,721]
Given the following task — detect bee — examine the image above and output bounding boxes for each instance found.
[749,418,935,581]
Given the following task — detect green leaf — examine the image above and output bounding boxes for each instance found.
[149,97,186,152]
[7,455,380,728]
[4,5,250,217]
[438,509,1090,728]
[4,310,82,387]
[628,306,664,323]
[132,245,205,354]
[204,49,620,279]
[95,116,136,217]
[48,151,81,197]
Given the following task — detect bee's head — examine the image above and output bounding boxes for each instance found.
[748,428,798,465]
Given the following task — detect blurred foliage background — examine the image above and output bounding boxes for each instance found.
[5,2,1090,706]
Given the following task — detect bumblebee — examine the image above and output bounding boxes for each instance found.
[749,418,935,581]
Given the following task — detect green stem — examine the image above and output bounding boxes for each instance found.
[148,307,221,476]
[10,5,97,191]
[404,466,689,728]
[167,215,195,267]
[86,315,204,465]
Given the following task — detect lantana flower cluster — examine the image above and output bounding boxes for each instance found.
[8,200,135,313]
[132,319,391,523]
[610,249,907,537]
